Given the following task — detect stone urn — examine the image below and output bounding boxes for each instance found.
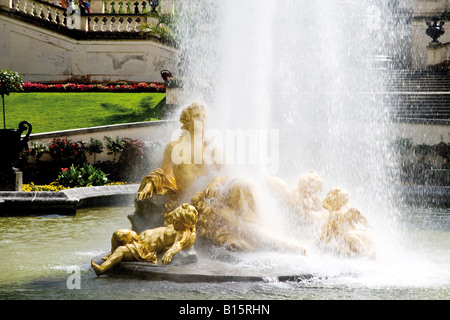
[0,121,32,171]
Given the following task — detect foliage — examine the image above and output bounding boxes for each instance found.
[22,181,125,192]
[20,142,49,161]
[0,70,24,97]
[86,138,103,163]
[57,164,109,188]
[22,181,69,192]
[17,135,153,186]
[118,138,152,182]
[396,140,450,185]
[0,69,24,129]
[22,82,165,93]
[393,137,413,153]
[139,11,176,44]
[87,137,103,154]
[104,135,125,160]
[49,138,87,165]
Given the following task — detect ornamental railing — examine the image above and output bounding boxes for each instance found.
[103,0,160,14]
[2,0,173,32]
[10,0,69,27]
[88,13,158,32]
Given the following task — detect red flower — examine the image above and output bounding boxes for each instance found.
[61,168,68,172]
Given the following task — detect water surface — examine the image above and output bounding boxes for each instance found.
[0,206,448,300]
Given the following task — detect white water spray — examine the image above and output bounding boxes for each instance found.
[173,0,449,288]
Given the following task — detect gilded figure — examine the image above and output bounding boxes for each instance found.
[91,203,198,276]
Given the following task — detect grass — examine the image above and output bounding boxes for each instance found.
[3,92,166,134]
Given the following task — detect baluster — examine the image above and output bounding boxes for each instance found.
[113,17,120,32]
[112,1,118,13]
[90,16,97,32]
[99,17,105,32]
[99,17,106,32]
[51,7,58,23]
[57,10,65,26]
[28,0,35,15]
[136,1,142,14]
[23,0,31,15]
[116,17,123,32]
[110,16,116,31]
[130,17,138,32]
[88,16,94,31]
[97,17,103,32]
[31,1,38,17]
[10,0,18,11]
[62,11,68,27]
[125,17,132,32]
[43,6,51,21]
[55,9,60,25]
[35,3,43,19]
[17,0,26,13]
[105,1,112,13]
[106,17,113,32]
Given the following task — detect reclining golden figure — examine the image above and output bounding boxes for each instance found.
[91,204,198,276]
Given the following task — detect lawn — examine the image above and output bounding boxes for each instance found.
[3,92,166,134]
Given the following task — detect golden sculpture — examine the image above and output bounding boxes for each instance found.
[136,168,178,201]
[130,102,375,259]
[266,171,328,227]
[191,175,307,254]
[137,102,213,201]
[91,204,198,276]
[317,188,375,259]
[134,102,307,254]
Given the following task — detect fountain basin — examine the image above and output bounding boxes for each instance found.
[0,184,139,216]
[97,253,317,283]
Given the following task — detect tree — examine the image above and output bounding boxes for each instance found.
[0,70,24,129]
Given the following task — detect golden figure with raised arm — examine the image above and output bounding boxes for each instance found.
[91,204,198,276]
[136,102,214,203]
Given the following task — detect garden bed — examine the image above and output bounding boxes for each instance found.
[21,82,165,93]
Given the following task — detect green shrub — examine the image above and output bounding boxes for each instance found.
[86,137,103,163]
[57,163,109,188]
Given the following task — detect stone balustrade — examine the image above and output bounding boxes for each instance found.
[3,0,173,32]
[102,0,159,14]
[88,13,157,32]
[11,0,69,27]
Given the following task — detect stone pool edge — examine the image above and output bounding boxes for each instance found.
[0,184,139,216]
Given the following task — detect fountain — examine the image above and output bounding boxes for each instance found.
[0,1,448,303]
[88,0,449,289]
[92,100,375,280]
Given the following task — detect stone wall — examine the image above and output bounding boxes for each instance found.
[0,13,178,83]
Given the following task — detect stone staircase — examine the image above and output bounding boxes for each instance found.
[386,70,450,124]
